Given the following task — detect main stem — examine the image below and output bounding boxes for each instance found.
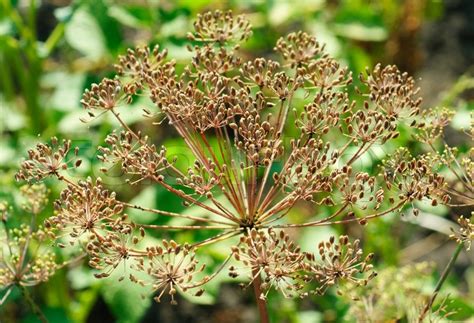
[418,243,463,322]
[252,269,270,323]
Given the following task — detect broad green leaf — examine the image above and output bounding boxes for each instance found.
[160,16,188,37]
[68,266,97,290]
[42,71,86,111]
[0,98,26,132]
[297,311,322,323]
[58,110,89,133]
[177,0,214,12]
[0,142,15,165]
[0,20,13,36]
[23,307,71,323]
[127,186,159,224]
[108,6,143,28]
[307,22,341,57]
[298,226,338,253]
[451,106,472,131]
[101,271,152,323]
[65,9,107,60]
[333,22,387,41]
[332,3,388,41]
[85,0,123,54]
[70,289,100,323]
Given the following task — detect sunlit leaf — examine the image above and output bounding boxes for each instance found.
[65,9,107,60]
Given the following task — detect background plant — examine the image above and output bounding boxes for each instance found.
[0,183,84,322]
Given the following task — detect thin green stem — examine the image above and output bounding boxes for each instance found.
[418,243,463,322]
[19,285,48,323]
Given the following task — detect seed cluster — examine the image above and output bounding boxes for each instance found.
[99,131,170,184]
[188,10,252,44]
[115,45,170,94]
[230,229,305,299]
[361,64,421,119]
[303,235,375,295]
[16,137,80,181]
[131,241,207,305]
[394,104,473,252]
[0,224,57,288]
[80,78,130,113]
[383,148,448,206]
[450,216,473,250]
[274,31,325,68]
[47,178,124,245]
[0,184,79,304]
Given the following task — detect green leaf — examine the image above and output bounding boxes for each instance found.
[160,16,188,38]
[307,21,341,57]
[0,143,15,167]
[23,307,71,323]
[298,226,338,253]
[297,310,322,323]
[70,288,100,323]
[451,106,472,131]
[333,22,387,41]
[68,266,97,290]
[177,0,214,12]
[65,9,107,60]
[127,186,159,224]
[57,110,88,133]
[0,20,14,36]
[345,45,372,75]
[101,272,152,323]
[107,6,143,28]
[0,100,26,132]
[42,72,86,111]
[332,3,388,41]
[86,0,123,54]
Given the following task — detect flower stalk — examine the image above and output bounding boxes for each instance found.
[418,243,463,322]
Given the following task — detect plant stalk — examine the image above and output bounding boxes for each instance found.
[252,269,269,323]
[19,285,48,323]
[418,243,463,322]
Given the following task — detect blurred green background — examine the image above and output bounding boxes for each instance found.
[0,0,473,322]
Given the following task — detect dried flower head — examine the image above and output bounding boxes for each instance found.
[383,148,448,206]
[230,229,305,299]
[303,235,375,295]
[361,64,421,120]
[115,45,171,93]
[342,262,458,322]
[450,215,473,250]
[98,131,170,184]
[17,10,446,307]
[86,222,140,279]
[0,224,57,288]
[275,31,325,67]
[16,137,81,182]
[188,10,252,44]
[48,177,124,245]
[410,113,473,214]
[415,108,454,143]
[19,184,49,214]
[1,184,84,306]
[131,241,207,304]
